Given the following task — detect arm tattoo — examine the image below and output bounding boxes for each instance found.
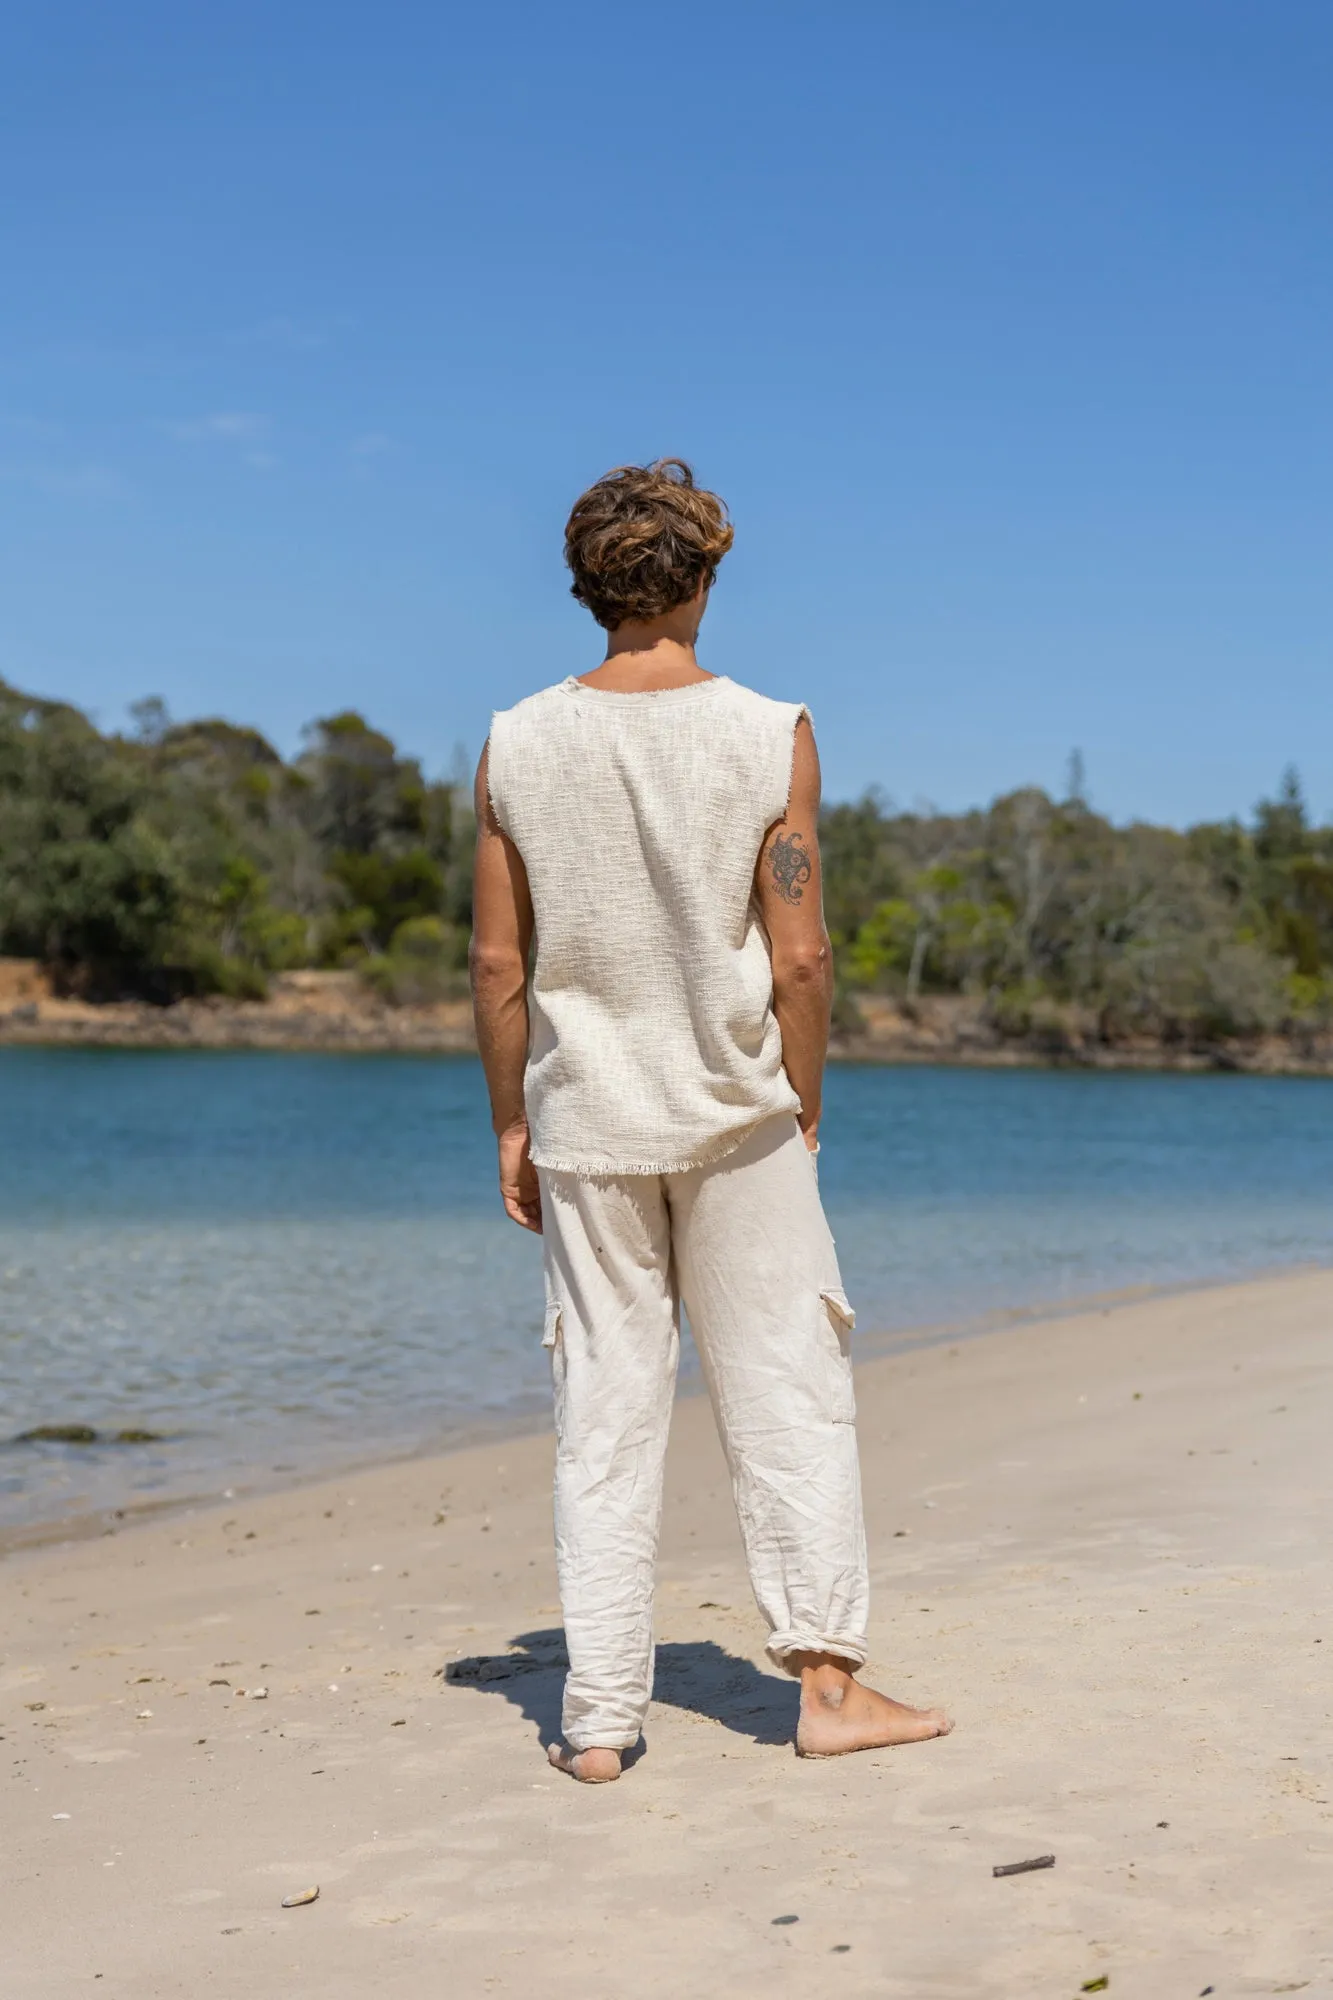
[770,830,812,906]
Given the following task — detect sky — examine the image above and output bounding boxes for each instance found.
[1,0,1329,825]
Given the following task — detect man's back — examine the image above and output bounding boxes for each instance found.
[487,672,807,1175]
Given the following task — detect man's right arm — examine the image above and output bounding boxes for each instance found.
[469,742,541,1232]
[753,716,833,1150]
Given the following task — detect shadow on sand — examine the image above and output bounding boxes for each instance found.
[441,1627,799,1751]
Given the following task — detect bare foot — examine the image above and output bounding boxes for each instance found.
[547,1741,622,1784]
[792,1653,953,1759]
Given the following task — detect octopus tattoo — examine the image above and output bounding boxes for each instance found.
[770,830,812,906]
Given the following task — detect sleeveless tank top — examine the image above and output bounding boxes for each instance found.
[486,674,810,1176]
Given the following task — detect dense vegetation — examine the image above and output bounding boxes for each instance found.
[822,765,1333,1044]
[2,677,1331,1044]
[0,679,473,1003]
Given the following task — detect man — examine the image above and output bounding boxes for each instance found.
[470,459,951,1783]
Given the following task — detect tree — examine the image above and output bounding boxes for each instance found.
[2,671,1328,1039]
[0,684,185,996]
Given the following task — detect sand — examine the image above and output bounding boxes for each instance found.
[5,1268,1332,1999]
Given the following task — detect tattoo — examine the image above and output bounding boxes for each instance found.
[770,830,812,905]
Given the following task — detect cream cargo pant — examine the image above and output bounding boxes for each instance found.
[539,1114,869,1753]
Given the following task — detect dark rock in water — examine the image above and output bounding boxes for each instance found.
[13,1424,168,1446]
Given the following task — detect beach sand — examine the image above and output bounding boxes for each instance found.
[6,1269,1331,1999]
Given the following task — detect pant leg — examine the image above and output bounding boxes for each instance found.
[539,1166,678,1751]
[667,1115,870,1673]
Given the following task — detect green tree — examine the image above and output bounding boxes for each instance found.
[0,685,185,997]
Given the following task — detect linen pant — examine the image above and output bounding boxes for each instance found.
[539,1113,870,1753]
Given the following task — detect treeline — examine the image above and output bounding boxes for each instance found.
[2,677,1331,1044]
[823,768,1333,1043]
[0,679,473,1003]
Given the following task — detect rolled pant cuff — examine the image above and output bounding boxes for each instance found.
[767,1630,869,1675]
[563,1726,642,1754]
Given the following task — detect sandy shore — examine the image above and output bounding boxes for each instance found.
[6,1269,1332,1999]
[4,961,1332,1072]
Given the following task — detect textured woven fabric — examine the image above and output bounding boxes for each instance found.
[487,674,810,1175]
[540,1114,867,1751]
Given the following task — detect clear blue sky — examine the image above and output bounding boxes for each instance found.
[2,1,1329,825]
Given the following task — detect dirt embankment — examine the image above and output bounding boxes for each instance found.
[0,962,475,1054]
[835,992,1333,1074]
[2,960,1331,1072]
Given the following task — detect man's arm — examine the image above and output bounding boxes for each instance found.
[469,743,541,1232]
[754,715,833,1152]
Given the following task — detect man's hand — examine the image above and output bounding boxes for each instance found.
[498,1119,542,1233]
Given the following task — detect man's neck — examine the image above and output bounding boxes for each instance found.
[578,604,713,692]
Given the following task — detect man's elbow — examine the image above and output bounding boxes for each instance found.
[771,935,832,990]
[469,939,527,993]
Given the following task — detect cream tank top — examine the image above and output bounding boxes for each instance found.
[486,674,810,1176]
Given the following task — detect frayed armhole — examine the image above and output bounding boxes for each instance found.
[484,714,512,839]
[766,700,815,832]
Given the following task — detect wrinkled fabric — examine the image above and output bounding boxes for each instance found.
[487,675,809,1175]
[540,1114,870,1753]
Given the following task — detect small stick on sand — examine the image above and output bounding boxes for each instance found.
[992,1854,1055,1878]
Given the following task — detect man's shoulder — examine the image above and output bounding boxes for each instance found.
[490,679,572,731]
[721,679,813,729]
[490,676,811,734]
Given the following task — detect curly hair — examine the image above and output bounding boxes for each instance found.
[563,459,734,630]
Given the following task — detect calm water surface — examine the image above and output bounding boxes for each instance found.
[2,1049,1331,1531]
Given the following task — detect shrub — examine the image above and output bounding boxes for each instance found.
[359,915,468,1005]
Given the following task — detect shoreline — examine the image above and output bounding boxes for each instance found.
[6,1021,1333,1077]
[6,1258,1327,1561]
[3,964,1332,1073]
[8,1264,1332,1996]
[0,1400,559,1562]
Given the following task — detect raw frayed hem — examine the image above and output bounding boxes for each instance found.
[767,1632,869,1677]
[534,1123,764,1181]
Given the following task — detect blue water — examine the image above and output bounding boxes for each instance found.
[2,1048,1331,1532]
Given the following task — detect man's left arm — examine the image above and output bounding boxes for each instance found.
[469,743,541,1232]
[753,715,833,1151]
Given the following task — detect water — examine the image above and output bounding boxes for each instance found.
[2,1048,1331,1533]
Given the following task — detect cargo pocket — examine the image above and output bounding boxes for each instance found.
[819,1287,857,1423]
[543,1298,569,1437]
